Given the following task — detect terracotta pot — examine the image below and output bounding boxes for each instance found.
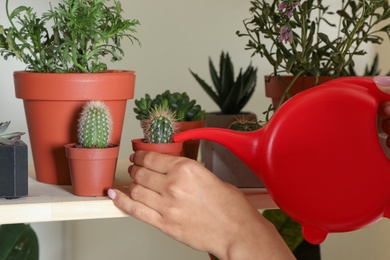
[131,138,183,156]
[14,71,135,185]
[64,143,119,196]
[264,75,333,107]
[175,120,205,160]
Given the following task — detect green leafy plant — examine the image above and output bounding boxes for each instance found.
[0,0,140,72]
[134,90,206,122]
[0,224,39,260]
[190,51,258,114]
[77,100,113,148]
[143,106,177,143]
[237,0,390,106]
[238,0,390,78]
[0,121,25,145]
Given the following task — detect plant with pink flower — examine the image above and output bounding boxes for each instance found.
[237,0,390,80]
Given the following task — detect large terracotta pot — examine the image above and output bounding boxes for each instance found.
[264,75,333,107]
[176,120,204,160]
[64,143,119,196]
[131,138,183,156]
[14,71,136,185]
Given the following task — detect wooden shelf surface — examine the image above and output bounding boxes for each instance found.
[0,160,275,224]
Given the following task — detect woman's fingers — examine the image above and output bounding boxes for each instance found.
[130,151,185,173]
[108,188,164,228]
[129,164,166,194]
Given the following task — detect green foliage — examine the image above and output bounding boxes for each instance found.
[0,0,140,72]
[263,209,304,252]
[144,107,177,143]
[228,116,263,132]
[237,0,390,78]
[0,224,39,260]
[134,90,206,122]
[77,101,113,148]
[190,51,258,114]
[0,121,25,146]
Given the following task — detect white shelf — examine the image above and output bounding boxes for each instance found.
[0,160,276,224]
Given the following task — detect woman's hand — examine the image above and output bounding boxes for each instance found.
[108,151,294,259]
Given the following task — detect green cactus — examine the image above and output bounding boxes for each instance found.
[77,101,112,148]
[134,90,206,122]
[228,116,263,132]
[190,51,258,115]
[0,121,25,145]
[144,107,177,143]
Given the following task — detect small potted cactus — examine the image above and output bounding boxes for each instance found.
[0,121,27,198]
[64,101,119,196]
[134,90,206,159]
[132,106,183,156]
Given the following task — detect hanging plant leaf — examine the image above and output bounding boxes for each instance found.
[0,224,39,260]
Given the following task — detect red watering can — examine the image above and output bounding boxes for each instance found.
[174,77,390,244]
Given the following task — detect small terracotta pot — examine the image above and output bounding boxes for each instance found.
[131,138,183,156]
[175,120,205,160]
[64,143,119,196]
[264,75,333,107]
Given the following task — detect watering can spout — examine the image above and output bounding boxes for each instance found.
[173,128,262,174]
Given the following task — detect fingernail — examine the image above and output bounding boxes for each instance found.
[107,189,116,200]
[129,153,134,162]
[374,76,390,87]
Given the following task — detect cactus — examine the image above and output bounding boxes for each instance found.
[190,51,258,115]
[0,121,25,145]
[144,107,177,143]
[77,101,112,148]
[228,116,263,132]
[134,90,206,122]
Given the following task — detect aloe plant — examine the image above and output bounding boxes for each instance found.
[189,51,258,114]
[0,121,25,145]
[77,101,112,148]
[134,90,206,122]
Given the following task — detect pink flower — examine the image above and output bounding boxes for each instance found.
[278,1,300,18]
[278,25,293,44]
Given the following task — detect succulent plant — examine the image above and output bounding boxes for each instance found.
[134,90,206,122]
[189,51,258,115]
[0,121,25,145]
[77,101,113,148]
[143,106,177,144]
[348,53,390,76]
[228,116,263,132]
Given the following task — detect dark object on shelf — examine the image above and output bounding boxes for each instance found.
[0,140,28,199]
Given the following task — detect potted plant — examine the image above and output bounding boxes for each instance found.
[134,90,205,159]
[132,106,183,156]
[64,101,119,197]
[0,0,140,185]
[0,224,39,260]
[189,51,258,127]
[0,121,27,199]
[237,0,390,109]
[189,52,260,181]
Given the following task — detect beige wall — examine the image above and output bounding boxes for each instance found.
[2,0,390,259]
